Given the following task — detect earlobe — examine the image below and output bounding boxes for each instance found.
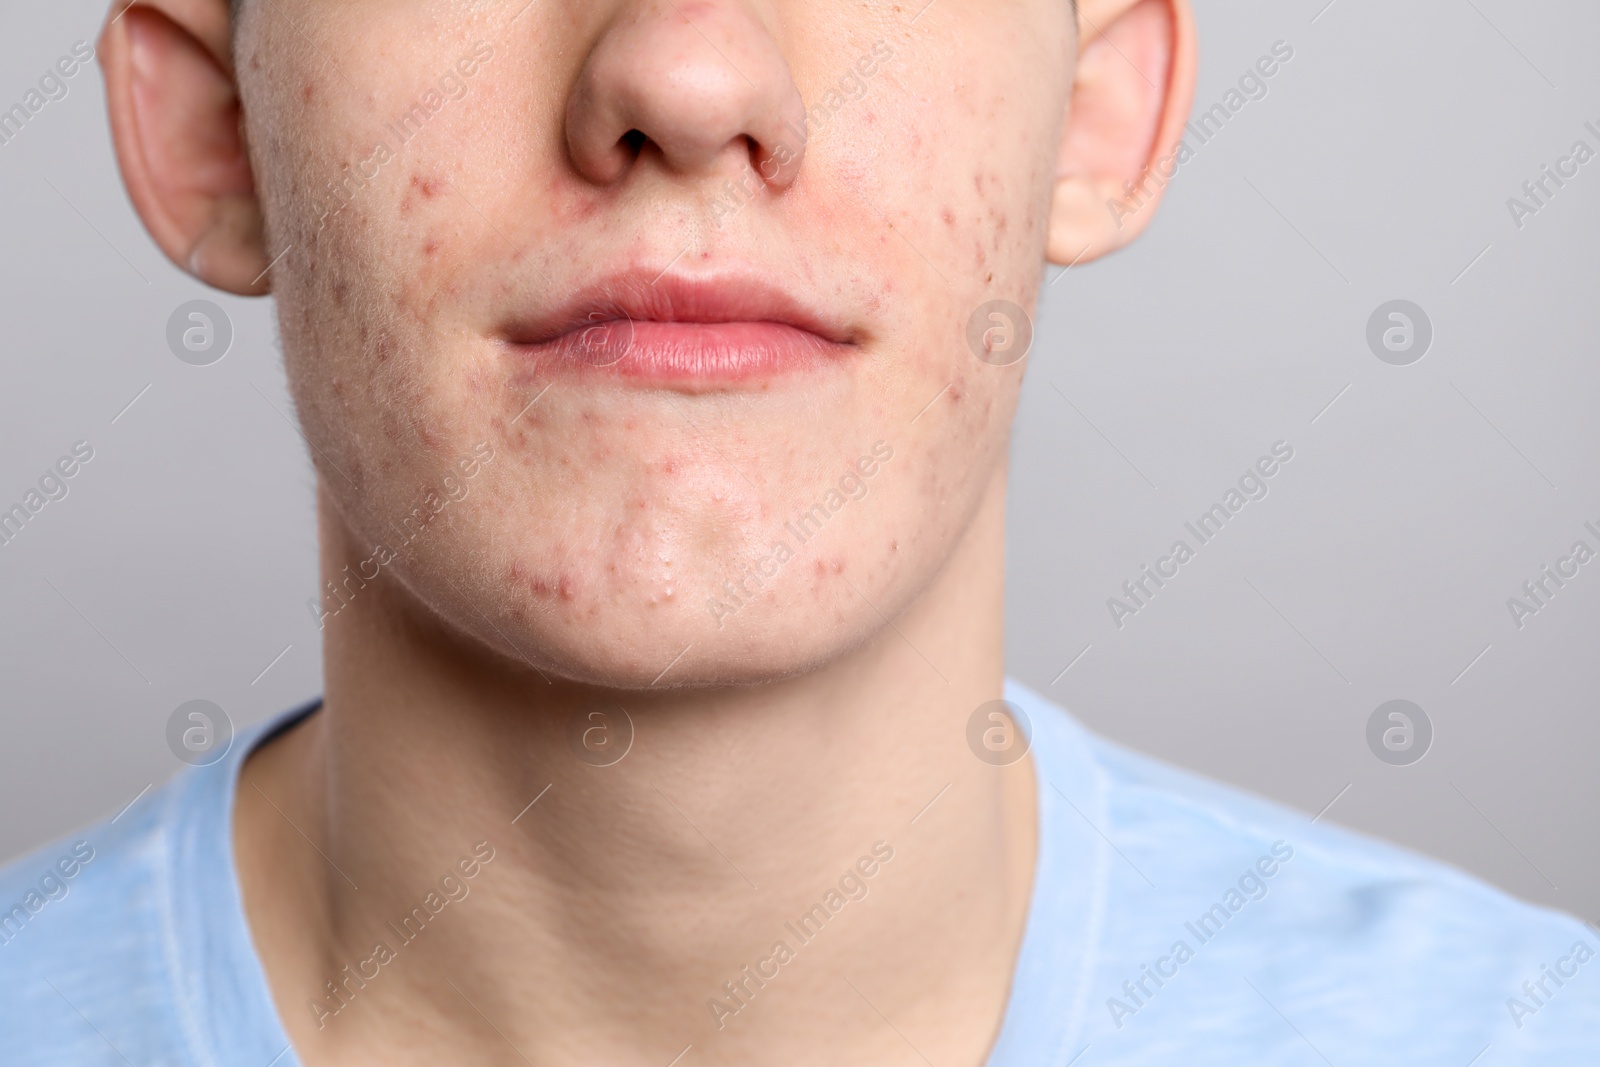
[1045,0,1197,265]
[101,0,270,294]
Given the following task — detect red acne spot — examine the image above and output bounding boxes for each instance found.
[513,559,575,602]
[814,560,827,576]
[889,539,898,552]
[529,572,577,602]
[941,208,955,227]
[423,238,440,257]
[412,174,445,199]
[949,383,963,403]
[301,83,315,104]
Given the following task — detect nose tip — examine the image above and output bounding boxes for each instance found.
[565,2,807,191]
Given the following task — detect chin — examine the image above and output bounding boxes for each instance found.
[394,531,899,691]
[357,435,930,689]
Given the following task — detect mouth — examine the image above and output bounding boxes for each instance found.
[499,270,858,387]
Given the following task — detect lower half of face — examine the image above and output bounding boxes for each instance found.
[244,0,1072,686]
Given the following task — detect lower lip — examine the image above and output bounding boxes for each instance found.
[506,320,850,386]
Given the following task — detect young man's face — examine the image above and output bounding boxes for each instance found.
[225,0,1082,686]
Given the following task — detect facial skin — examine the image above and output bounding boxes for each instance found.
[278,6,1024,686]
[105,0,1192,690]
[100,2,1194,1064]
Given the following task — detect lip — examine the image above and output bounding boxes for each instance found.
[499,271,857,386]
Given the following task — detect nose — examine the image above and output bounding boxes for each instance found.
[565,1,808,190]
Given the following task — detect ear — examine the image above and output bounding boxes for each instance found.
[99,0,271,294]
[1046,0,1197,265]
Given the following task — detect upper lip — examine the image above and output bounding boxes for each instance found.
[501,269,856,347]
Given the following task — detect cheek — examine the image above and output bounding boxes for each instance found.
[879,42,1059,289]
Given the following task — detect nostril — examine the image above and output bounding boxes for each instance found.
[564,5,807,189]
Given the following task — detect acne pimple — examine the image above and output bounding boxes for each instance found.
[512,559,579,603]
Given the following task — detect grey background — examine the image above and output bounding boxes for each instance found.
[2,0,1596,922]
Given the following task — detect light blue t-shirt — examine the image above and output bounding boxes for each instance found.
[2,681,1595,1064]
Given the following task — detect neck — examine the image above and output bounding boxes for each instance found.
[237,467,1035,1067]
